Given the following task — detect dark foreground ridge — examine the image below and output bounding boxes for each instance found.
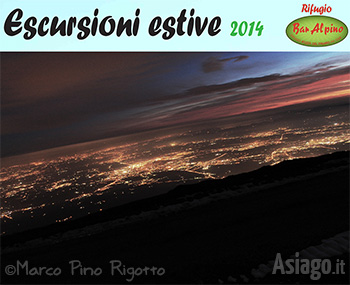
[2,151,349,247]
[1,151,349,284]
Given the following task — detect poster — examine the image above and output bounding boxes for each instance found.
[1,0,349,284]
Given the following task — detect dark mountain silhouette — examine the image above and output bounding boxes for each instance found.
[1,151,349,284]
[2,151,348,247]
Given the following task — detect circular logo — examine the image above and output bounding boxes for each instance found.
[286,16,348,47]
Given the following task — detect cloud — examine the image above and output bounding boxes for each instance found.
[202,55,249,73]
[0,53,189,135]
[139,64,350,129]
[2,52,349,157]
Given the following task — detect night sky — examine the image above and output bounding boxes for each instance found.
[1,52,349,157]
